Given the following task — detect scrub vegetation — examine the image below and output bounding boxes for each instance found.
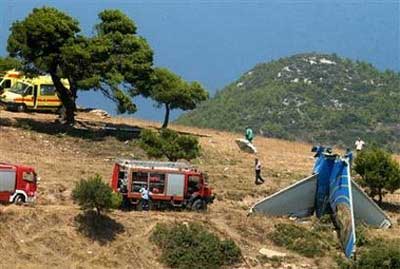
[268,222,337,258]
[72,174,122,215]
[150,222,241,269]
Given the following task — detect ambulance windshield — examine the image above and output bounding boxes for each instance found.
[9,81,29,94]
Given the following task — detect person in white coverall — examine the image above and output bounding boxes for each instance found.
[354,137,365,152]
[255,158,265,185]
[139,185,152,211]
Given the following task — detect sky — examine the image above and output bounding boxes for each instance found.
[0,0,399,122]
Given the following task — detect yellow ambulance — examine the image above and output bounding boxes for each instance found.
[0,75,69,112]
[0,70,23,94]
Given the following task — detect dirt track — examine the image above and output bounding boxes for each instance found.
[1,110,399,268]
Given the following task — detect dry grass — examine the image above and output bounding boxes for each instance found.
[0,109,399,268]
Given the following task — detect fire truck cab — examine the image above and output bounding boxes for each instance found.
[0,163,38,204]
[111,159,214,210]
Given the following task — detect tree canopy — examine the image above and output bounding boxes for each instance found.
[354,147,400,204]
[150,67,208,128]
[72,174,122,215]
[139,128,201,162]
[7,7,153,124]
[0,56,21,71]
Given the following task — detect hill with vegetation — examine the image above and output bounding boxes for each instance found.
[177,53,400,151]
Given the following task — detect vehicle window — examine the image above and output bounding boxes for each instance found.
[25,86,33,96]
[149,173,166,194]
[132,172,148,192]
[23,172,36,183]
[188,175,201,193]
[40,84,56,96]
[0,79,11,89]
[9,81,29,94]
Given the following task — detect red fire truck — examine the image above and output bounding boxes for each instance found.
[111,159,214,210]
[0,163,38,204]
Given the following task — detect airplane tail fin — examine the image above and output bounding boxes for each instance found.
[250,174,317,218]
[351,180,392,228]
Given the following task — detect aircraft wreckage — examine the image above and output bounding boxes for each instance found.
[250,146,391,258]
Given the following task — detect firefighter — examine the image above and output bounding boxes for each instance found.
[245,127,254,144]
[139,185,152,211]
[255,158,265,185]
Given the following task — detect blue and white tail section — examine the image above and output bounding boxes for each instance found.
[250,146,391,259]
[328,157,356,258]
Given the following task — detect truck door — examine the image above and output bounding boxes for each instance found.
[0,168,16,202]
[166,174,185,197]
[23,86,34,108]
[187,175,201,196]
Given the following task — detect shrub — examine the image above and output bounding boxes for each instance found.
[336,239,400,269]
[356,239,400,269]
[269,223,333,257]
[150,222,241,269]
[139,128,200,161]
[354,147,400,204]
[72,174,122,215]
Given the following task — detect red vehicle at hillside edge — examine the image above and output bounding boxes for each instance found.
[111,159,214,210]
[0,163,38,204]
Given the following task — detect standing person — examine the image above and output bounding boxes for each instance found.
[245,127,254,144]
[354,137,365,152]
[139,185,152,211]
[255,158,265,185]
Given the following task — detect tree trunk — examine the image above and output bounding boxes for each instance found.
[162,103,170,128]
[50,73,76,125]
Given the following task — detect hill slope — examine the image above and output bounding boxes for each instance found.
[0,110,399,268]
[177,53,400,151]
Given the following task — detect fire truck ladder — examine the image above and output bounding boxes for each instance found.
[116,159,192,170]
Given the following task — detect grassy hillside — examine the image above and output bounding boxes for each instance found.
[177,53,400,152]
[0,110,399,268]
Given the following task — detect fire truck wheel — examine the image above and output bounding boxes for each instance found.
[16,104,26,112]
[13,194,25,205]
[191,199,206,211]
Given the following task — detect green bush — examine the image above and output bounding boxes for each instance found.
[355,224,369,247]
[269,223,334,257]
[354,147,400,204]
[72,174,122,215]
[150,222,241,269]
[356,239,400,269]
[336,239,400,269]
[139,128,200,162]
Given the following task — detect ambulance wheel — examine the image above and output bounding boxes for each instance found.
[16,104,26,112]
[191,199,206,211]
[13,194,25,205]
